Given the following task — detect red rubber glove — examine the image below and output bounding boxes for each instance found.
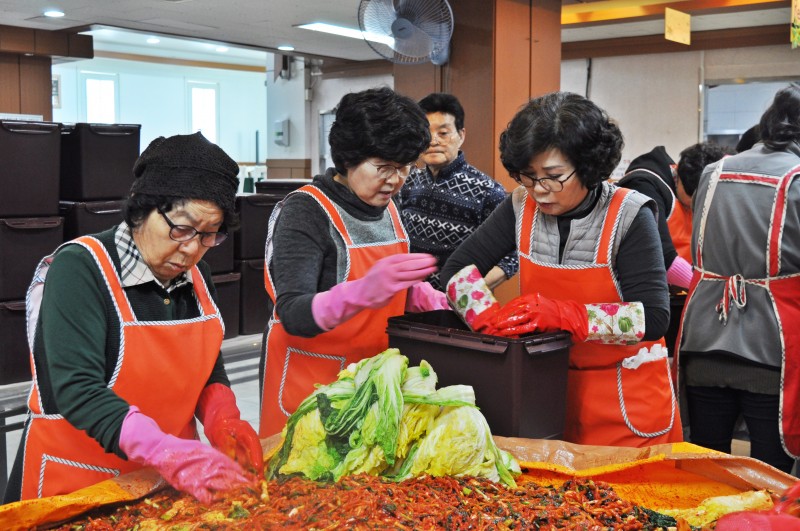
[715,512,800,530]
[119,406,253,504]
[197,383,264,477]
[488,293,589,340]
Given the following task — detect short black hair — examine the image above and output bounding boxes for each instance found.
[676,143,732,197]
[500,92,623,189]
[418,93,465,130]
[329,87,430,176]
[123,194,239,232]
[759,83,800,151]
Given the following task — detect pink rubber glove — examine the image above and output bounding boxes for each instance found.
[311,253,438,330]
[716,512,800,530]
[196,383,264,476]
[405,281,449,312]
[666,256,693,288]
[119,406,254,504]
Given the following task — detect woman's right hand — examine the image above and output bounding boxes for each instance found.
[119,406,255,504]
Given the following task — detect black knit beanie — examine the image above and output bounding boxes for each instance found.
[130,132,239,212]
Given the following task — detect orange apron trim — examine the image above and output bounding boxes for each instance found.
[21,236,224,499]
[260,186,409,437]
[519,188,681,447]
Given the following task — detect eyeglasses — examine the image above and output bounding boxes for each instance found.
[157,208,228,247]
[512,168,577,192]
[365,160,415,181]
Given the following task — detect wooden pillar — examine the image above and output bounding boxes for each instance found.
[393,0,562,303]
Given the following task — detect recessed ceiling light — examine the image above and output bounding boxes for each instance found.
[277,45,295,51]
[297,22,393,46]
[43,9,65,18]
[146,37,160,44]
[216,46,229,53]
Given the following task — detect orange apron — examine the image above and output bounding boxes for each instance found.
[667,201,693,264]
[260,185,409,437]
[519,188,681,447]
[21,236,223,499]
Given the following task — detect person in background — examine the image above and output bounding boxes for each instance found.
[396,93,518,291]
[736,124,761,153]
[618,143,729,289]
[442,92,680,448]
[677,83,800,473]
[4,133,262,504]
[260,87,448,437]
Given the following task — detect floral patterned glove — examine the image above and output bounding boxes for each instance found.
[446,265,500,332]
[585,302,645,345]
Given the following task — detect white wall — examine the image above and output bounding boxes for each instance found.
[52,57,268,164]
[561,45,800,179]
[265,56,309,161]
[307,73,394,175]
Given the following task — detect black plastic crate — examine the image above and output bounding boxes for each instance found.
[234,194,282,260]
[202,234,234,274]
[254,178,310,196]
[59,200,125,240]
[0,300,30,385]
[0,120,62,217]
[387,310,572,440]
[235,259,270,335]
[0,217,64,301]
[60,123,141,201]
[212,272,241,340]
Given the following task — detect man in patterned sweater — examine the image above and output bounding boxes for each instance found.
[397,93,518,290]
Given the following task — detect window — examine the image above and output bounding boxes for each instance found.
[187,82,219,143]
[79,72,118,123]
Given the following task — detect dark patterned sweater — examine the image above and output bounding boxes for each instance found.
[396,152,518,289]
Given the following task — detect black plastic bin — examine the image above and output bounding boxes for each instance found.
[254,178,310,196]
[234,194,282,260]
[60,200,125,240]
[387,310,572,440]
[0,300,30,385]
[212,272,241,340]
[235,258,270,335]
[202,235,234,274]
[0,217,64,301]
[0,120,62,217]
[60,123,141,201]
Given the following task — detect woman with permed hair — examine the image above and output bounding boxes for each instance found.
[442,91,681,447]
[259,87,448,437]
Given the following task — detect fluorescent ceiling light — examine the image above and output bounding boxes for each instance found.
[297,22,393,46]
[277,45,295,51]
[146,37,160,44]
[216,46,229,53]
[43,9,65,18]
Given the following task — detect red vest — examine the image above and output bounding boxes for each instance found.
[260,185,409,437]
[519,188,682,447]
[21,236,223,499]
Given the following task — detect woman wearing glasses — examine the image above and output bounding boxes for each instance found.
[442,92,680,447]
[5,133,262,504]
[259,87,448,437]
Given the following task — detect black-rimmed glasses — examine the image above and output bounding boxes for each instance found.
[157,208,228,247]
[365,160,415,181]
[512,169,577,192]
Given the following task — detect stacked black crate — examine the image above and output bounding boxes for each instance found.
[235,179,310,336]
[0,120,64,385]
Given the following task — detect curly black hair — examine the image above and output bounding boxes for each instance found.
[418,92,465,130]
[676,142,731,197]
[499,92,623,189]
[759,83,800,151]
[329,87,431,176]
[123,194,240,232]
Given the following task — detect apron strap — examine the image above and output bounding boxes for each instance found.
[769,165,800,278]
[74,236,136,323]
[596,187,631,266]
